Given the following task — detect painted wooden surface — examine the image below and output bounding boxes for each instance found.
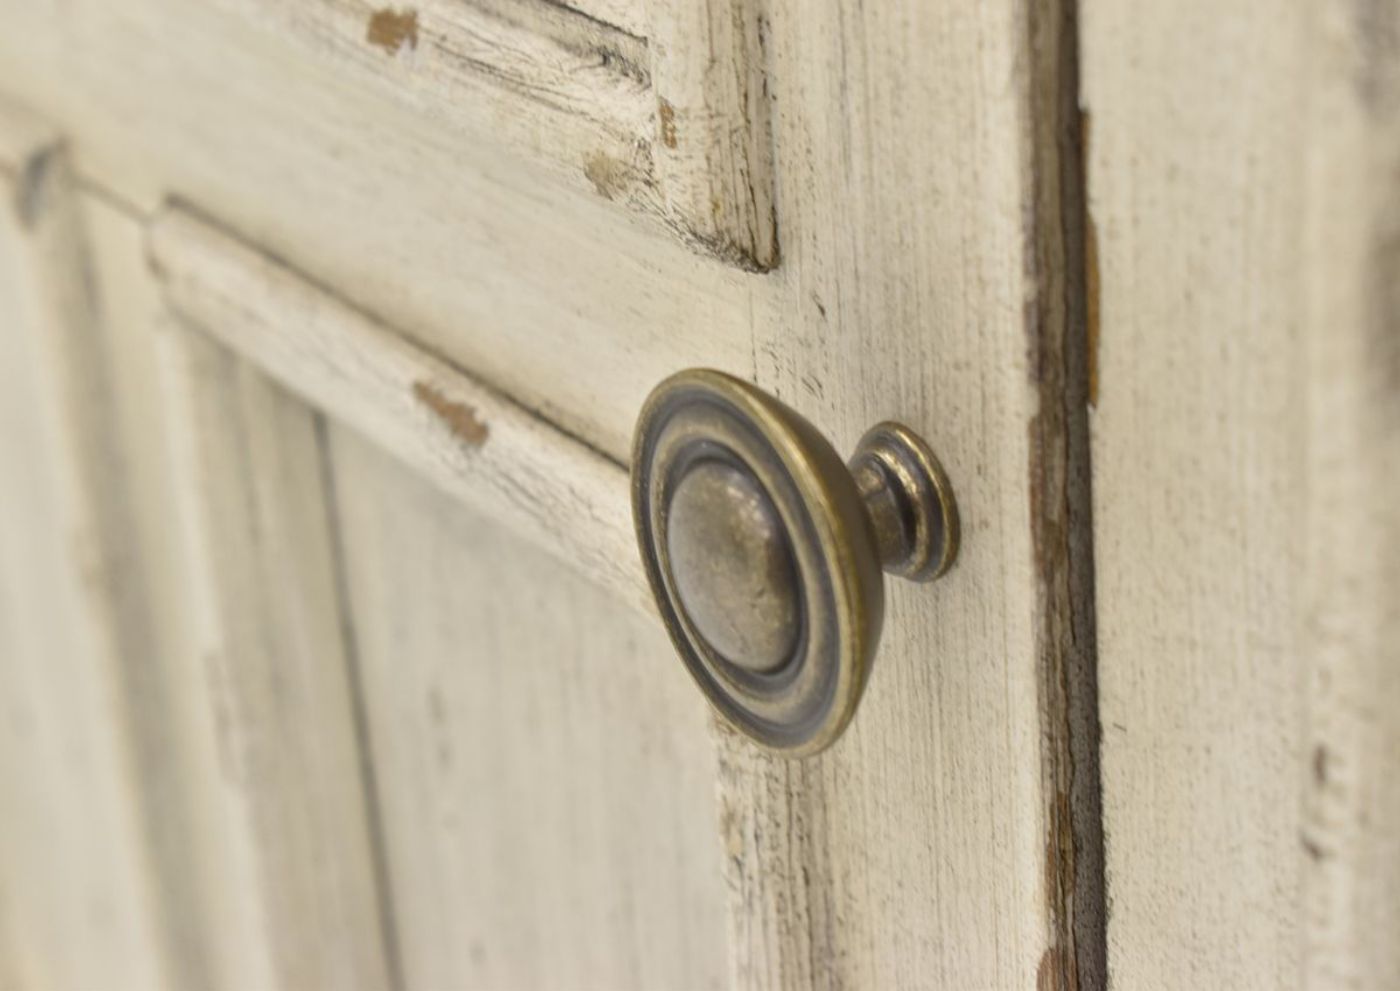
[5,0,1396,984]
[0,0,775,461]
[0,102,170,991]
[718,1,1099,987]
[1081,0,1400,988]
[1299,1,1400,986]
[326,423,729,990]
[150,208,649,618]
[130,0,1104,970]
[213,0,774,269]
[156,331,395,989]
[560,0,646,38]
[1,99,396,989]
[0,0,1105,980]
[215,0,660,231]
[645,0,777,267]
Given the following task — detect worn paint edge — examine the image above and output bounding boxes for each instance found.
[1021,1,1106,988]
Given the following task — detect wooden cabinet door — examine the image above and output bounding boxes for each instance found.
[1,0,1396,988]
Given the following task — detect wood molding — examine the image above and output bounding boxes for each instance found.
[147,205,653,619]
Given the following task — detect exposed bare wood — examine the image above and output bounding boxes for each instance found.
[1025,2,1103,987]
[324,423,729,989]
[149,206,651,617]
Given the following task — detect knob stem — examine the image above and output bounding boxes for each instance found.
[848,422,959,583]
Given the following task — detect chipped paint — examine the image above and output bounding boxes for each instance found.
[366,7,418,55]
[1037,945,1070,991]
[582,151,630,200]
[413,380,489,447]
[658,98,678,149]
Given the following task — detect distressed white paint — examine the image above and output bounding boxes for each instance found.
[327,424,729,989]
[0,0,775,460]
[0,100,170,991]
[150,207,650,617]
[1082,0,1400,987]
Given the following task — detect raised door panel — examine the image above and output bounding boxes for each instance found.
[213,0,776,269]
[326,423,730,990]
[0,105,735,990]
[0,110,404,990]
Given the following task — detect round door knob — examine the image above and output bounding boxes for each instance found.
[632,369,959,755]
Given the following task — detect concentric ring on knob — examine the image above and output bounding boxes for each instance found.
[631,369,884,755]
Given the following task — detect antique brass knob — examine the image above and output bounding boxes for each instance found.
[632,369,959,755]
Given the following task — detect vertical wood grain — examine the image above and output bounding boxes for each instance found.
[646,0,777,269]
[156,328,396,989]
[1300,2,1400,986]
[0,107,397,983]
[324,424,730,991]
[1082,0,1400,987]
[0,102,171,991]
[82,194,279,991]
[1082,3,1308,986]
[721,0,1102,987]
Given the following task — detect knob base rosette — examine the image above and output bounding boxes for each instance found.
[632,369,957,756]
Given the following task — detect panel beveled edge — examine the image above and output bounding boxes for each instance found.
[215,0,777,270]
[146,204,655,619]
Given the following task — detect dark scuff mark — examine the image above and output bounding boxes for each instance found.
[1313,743,1331,785]
[1301,831,1328,862]
[413,380,489,447]
[366,8,419,55]
[1350,0,1400,113]
[14,147,56,230]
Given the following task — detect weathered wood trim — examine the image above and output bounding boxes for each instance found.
[147,205,652,619]
[718,0,1104,984]
[1022,2,1105,989]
